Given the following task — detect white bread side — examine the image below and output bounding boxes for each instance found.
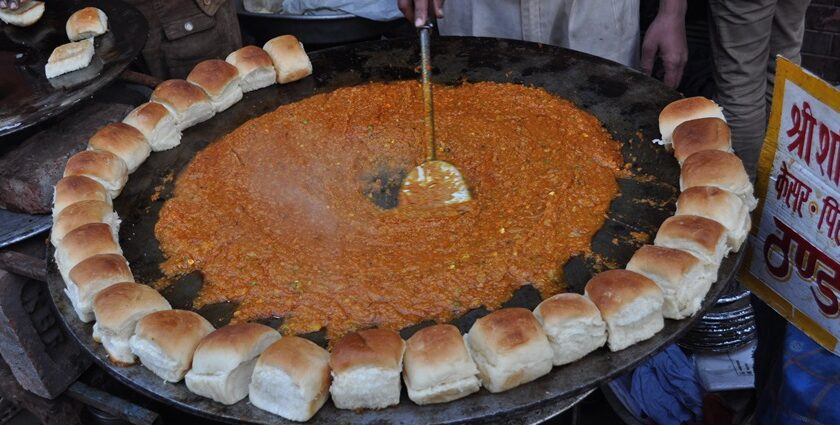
[45,38,94,79]
[403,324,480,405]
[93,282,171,365]
[263,35,312,84]
[584,270,665,351]
[0,1,44,27]
[123,102,182,152]
[250,336,331,422]
[680,150,757,211]
[329,329,405,410]
[465,308,553,393]
[150,80,215,130]
[129,310,214,382]
[186,59,243,112]
[533,293,607,366]
[226,45,276,92]
[675,186,751,252]
[65,254,133,323]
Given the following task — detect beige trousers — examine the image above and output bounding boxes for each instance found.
[437,0,641,67]
[708,0,811,180]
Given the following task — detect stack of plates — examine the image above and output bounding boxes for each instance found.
[679,280,756,353]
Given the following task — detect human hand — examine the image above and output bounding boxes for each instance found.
[640,0,688,89]
[0,0,27,10]
[397,0,444,28]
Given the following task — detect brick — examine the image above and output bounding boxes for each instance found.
[802,30,833,55]
[806,5,840,34]
[801,53,840,84]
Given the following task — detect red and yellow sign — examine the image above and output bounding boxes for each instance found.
[741,57,840,355]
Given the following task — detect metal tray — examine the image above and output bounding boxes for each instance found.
[0,0,147,137]
[48,37,741,424]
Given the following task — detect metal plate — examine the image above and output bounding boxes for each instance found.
[0,209,50,248]
[0,0,147,137]
[48,37,742,424]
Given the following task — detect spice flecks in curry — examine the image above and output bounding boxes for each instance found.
[155,82,622,340]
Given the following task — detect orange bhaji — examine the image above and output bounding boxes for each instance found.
[155,82,623,340]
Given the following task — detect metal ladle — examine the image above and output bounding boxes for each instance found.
[398,23,471,208]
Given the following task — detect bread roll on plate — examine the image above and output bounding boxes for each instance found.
[0,1,44,27]
[263,35,312,84]
[626,245,716,320]
[93,283,171,365]
[185,323,280,405]
[63,150,128,198]
[465,308,553,393]
[55,222,121,283]
[672,117,732,164]
[150,80,214,130]
[654,215,729,268]
[533,293,607,366]
[249,336,331,422]
[329,328,405,410]
[88,123,151,173]
[585,270,664,351]
[187,59,243,112]
[676,186,750,252]
[123,102,182,152]
[659,97,725,147]
[66,7,108,41]
[403,324,480,405]
[225,45,276,92]
[681,150,756,210]
[51,200,119,246]
[53,175,112,217]
[45,38,94,79]
[129,309,214,382]
[65,253,133,323]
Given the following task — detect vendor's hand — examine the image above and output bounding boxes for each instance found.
[398,0,444,28]
[640,0,688,89]
[0,0,27,10]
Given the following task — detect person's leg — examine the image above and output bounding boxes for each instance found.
[765,0,811,112]
[707,0,776,180]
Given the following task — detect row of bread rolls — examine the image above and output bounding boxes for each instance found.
[52,36,312,348]
[44,7,109,79]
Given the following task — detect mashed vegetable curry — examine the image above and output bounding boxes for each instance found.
[156,82,623,340]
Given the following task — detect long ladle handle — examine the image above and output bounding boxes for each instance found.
[420,24,436,162]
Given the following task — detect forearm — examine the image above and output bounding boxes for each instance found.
[657,0,687,19]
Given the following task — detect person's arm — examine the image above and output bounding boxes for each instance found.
[0,0,27,10]
[397,0,445,27]
[640,0,688,89]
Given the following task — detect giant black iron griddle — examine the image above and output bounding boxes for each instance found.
[0,0,146,137]
[48,37,742,424]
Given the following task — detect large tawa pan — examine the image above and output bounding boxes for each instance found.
[48,37,741,424]
[0,0,147,137]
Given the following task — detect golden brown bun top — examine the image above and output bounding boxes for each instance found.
[190,323,280,373]
[584,269,661,317]
[124,102,171,132]
[54,176,110,213]
[89,123,147,154]
[67,7,104,33]
[53,199,112,237]
[672,118,731,163]
[59,222,119,259]
[681,150,749,191]
[227,45,274,73]
[150,80,210,112]
[470,307,546,354]
[329,328,405,373]
[676,186,745,219]
[657,215,727,252]
[259,336,330,384]
[535,293,601,325]
[404,324,469,367]
[68,253,132,289]
[627,245,701,284]
[187,59,240,97]
[134,309,214,361]
[63,150,126,181]
[660,97,722,124]
[265,34,304,54]
[93,283,171,330]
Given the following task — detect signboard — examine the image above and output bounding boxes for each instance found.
[740,57,840,355]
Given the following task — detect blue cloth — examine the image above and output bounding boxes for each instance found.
[756,324,840,425]
[629,345,704,425]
